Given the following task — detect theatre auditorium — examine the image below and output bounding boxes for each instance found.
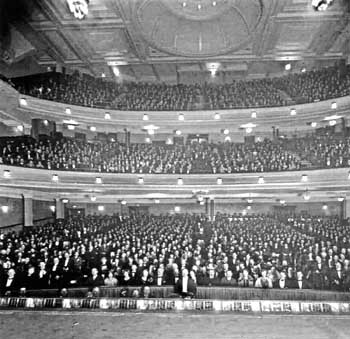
[1,1,350,338]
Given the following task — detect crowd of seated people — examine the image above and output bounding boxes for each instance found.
[0,137,303,174]
[9,64,350,110]
[1,213,350,297]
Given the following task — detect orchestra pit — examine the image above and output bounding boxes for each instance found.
[1,0,350,338]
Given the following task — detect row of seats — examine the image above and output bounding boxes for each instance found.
[1,213,350,295]
[11,65,350,110]
[0,134,348,173]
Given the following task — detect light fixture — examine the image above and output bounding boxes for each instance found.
[95,177,102,184]
[177,178,183,185]
[301,67,306,73]
[52,174,59,182]
[251,111,257,119]
[174,206,181,212]
[65,108,71,115]
[90,196,97,202]
[90,126,96,132]
[329,120,337,126]
[212,1,217,6]
[43,120,49,126]
[178,113,185,121]
[214,113,220,120]
[331,102,337,109]
[322,204,328,210]
[224,136,231,142]
[19,98,27,106]
[1,205,9,213]
[67,124,75,130]
[138,177,144,184]
[154,199,160,204]
[166,138,173,145]
[66,0,89,19]
[17,125,24,132]
[101,73,106,78]
[246,127,252,134]
[62,199,69,204]
[303,190,311,201]
[206,62,220,77]
[285,63,291,71]
[148,129,155,135]
[217,178,223,185]
[121,200,127,205]
[49,205,56,212]
[3,170,11,178]
[104,113,111,120]
[182,2,186,7]
[197,3,201,10]
[301,174,308,182]
[290,108,297,116]
[72,205,77,209]
[280,199,286,205]
[246,205,252,210]
[258,176,265,184]
[175,130,182,136]
[112,66,120,77]
[338,197,345,202]
[145,137,151,143]
[242,209,247,216]
[311,122,317,128]
[247,198,253,204]
[98,205,105,211]
[143,114,149,121]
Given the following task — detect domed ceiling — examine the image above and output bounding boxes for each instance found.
[135,0,263,57]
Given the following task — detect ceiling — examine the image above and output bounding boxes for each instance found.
[0,0,350,81]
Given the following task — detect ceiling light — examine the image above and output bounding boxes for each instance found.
[62,199,69,204]
[104,113,111,120]
[217,178,223,185]
[178,113,184,121]
[17,125,24,132]
[311,122,317,128]
[247,198,253,204]
[3,170,11,179]
[154,199,160,204]
[301,67,306,73]
[43,120,49,126]
[121,200,127,205]
[224,136,231,142]
[329,120,337,126]
[246,127,252,134]
[95,177,102,184]
[90,196,97,202]
[148,129,155,135]
[66,108,71,115]
[212,1,217,6]
[177,178,183,185]
[285,63,291,71]
[214,113,221,120]
[322,204,328,210]
[182,2,186,7]
[19,98,27,106]
[331,102,337,109]
[301,174,308,182]
[251,111,257,119]
[280,200,286,205]
[246,205,252,210]
[90,126,96,132]
[174,206,181,212]
[50,205,56,212]
[112,66,120,77]
[66,0,89,19]
[1,205,9,213]
[223,129,229,135]
[338,197,345,202]
[101,73,106,78]
[145,137,151,143]
[98,205,105,211]
[143,114,149,121]
[258,176,265,184]
[240,123,256,129]
[175,130,182,136]
[303,190,311,201]
[166,138,173,145]
[242,209,247,216]
[52,174,59,182]
[290,108,297,116]
[138,177,144,184]
[67,124,75,130]
[197,3,201,10]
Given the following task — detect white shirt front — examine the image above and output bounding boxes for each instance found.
[182,276,188,293]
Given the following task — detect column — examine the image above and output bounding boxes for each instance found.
[342,198,350,220]
[205,197,210,219]
[55,198,65,219]
[22,194,33,227]
[210,198,215,221]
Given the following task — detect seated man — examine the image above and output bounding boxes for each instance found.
[220,270,237,286]
[86,268,104,291]
[175,268,197,298]
[1,268,20,296]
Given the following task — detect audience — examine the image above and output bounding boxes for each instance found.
[10,64,350,110]
[1,213,350,296]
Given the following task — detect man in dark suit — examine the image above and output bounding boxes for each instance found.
[273,271,294,289]
[1,268,20,296]
[175,268,197,298]
[86,267,104,290]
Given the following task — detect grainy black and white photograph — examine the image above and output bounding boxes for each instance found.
[1,0,350,338]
